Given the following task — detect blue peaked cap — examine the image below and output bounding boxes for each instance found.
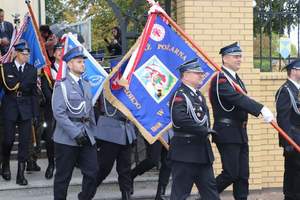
[219,42,242,56]
[177,58,204,73]
[63,46,87,62]
[14,40,30,53]
[284,58,300,70]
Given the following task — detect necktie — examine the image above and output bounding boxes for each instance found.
[18,66,22,77]
[0,23,4,32]
[78,79,84,94]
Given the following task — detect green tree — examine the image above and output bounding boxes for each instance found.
[254,0,300,37]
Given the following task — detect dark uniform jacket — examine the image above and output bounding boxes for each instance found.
[276,79,300,147]
[169,83,214,164]
[209,67,263,144]
[1,61,38,121]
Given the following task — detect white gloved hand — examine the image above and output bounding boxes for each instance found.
[261,106,275,123]
[148,3,166,15]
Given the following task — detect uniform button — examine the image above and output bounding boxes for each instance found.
[187,140,191,144]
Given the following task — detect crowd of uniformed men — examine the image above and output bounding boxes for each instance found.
[1,7,300,200]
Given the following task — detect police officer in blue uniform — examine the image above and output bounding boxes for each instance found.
[275,59,300,200]
[0,40,38,185]
[94,94,136,200]
[209,42,274,200]
[169,58,220,200]
[41,43,63,179]
[52,46,98,200]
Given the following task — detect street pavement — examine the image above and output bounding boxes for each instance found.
[0,159,284,200]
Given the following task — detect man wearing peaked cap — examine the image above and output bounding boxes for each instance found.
[0,39,38,186]
[209,42,275,199]
[52,46,98,200]
[275,58,300,200]
[169,58,220,199]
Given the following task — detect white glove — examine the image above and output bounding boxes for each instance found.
[261,106,274,123]
[148,3,166,15]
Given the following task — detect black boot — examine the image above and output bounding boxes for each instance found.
[26,160,41,172]
[155,184,167,200]
[16,162,28,186]
[45,159,54,179]
[2,158,11,181]
[121,191,131,200]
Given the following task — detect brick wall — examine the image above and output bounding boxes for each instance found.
[176,0,287,190]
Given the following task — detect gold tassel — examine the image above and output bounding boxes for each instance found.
[0,64,20,91]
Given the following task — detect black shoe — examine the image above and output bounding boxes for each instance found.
[45,163,54,179]
[155,184,167,200]
[26,160,41,172]
[121,191,131,200]
[16,162,28,186]
[2,159,11,181]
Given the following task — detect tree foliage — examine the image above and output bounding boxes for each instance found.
[45,0,175,52]
[254,0,300,37]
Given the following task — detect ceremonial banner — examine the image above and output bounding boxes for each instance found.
[20,14,46,68]
[105,15,215,144]
[56,33,108,105]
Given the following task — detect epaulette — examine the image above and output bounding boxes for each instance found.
[174,89,185,103]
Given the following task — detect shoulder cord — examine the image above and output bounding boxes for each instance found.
[170,91,208,128]
[170,91,181,129]
[0,64,20,91]
[286,86,300,115]
[60,81,86,115]
[182,92,208,126]
[216,72,235,112]
[102,92,117,117]
[44,72,53,89]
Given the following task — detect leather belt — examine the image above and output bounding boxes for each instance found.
[69,117,90,123]
[215,118,247,128]
[174,132,198,138]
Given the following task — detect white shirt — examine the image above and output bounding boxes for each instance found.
[50,62,59,80]
[14,60,25,72]
[288,78,300,90]
[222,65,237,79]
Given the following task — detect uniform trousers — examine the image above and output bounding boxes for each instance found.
[96,139,132,192]
[170,161,219,200]
[216,143,249,200]
[283,150,300,200]
[2,118,31,162]
[54,142,98,200]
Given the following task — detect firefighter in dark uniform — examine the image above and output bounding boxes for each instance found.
[40,43,63,179]
[209,42,274,200]
[52,46,98,200]
[0,40,38,185]
[169,58,220,200]
[275,59,300,200]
